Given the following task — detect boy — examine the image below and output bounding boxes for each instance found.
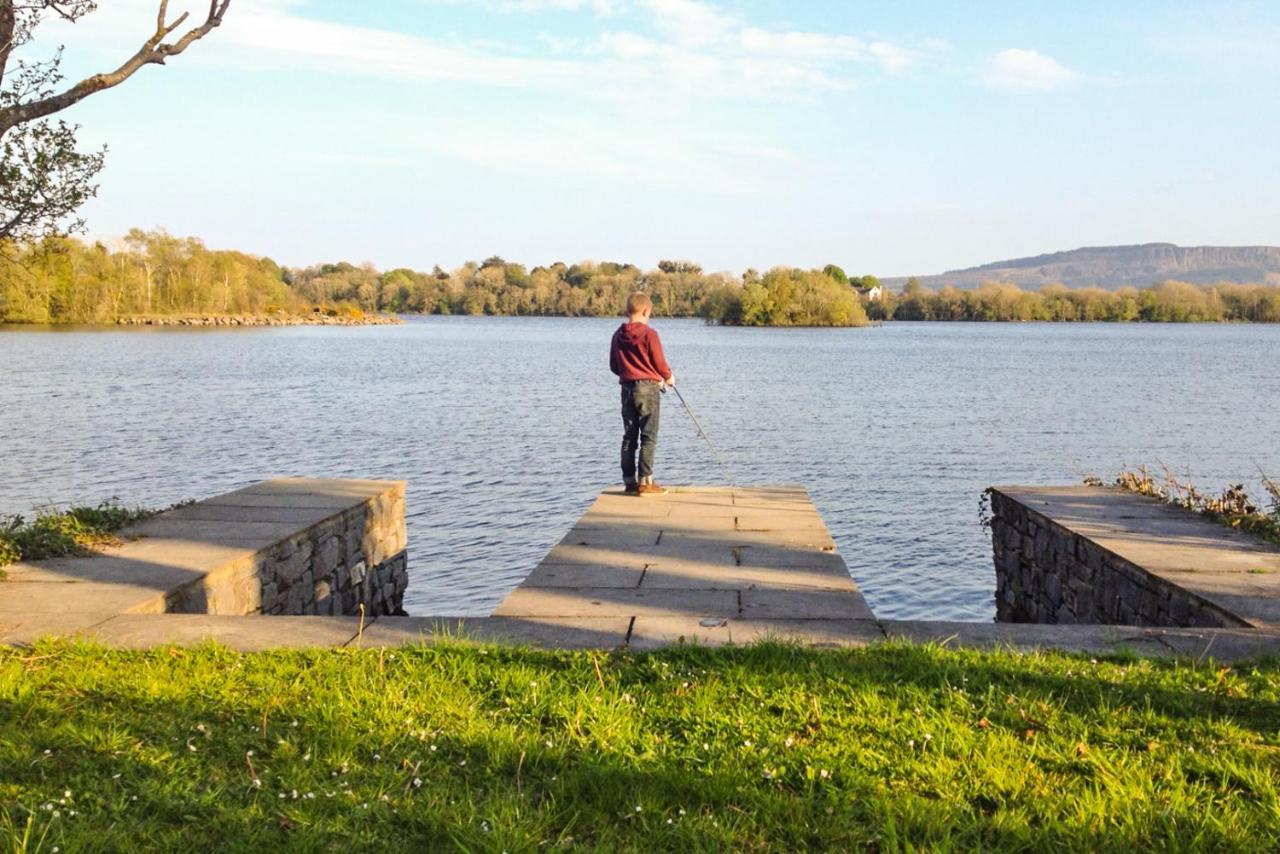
[609,291,675,495]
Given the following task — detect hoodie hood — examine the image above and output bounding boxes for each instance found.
[618,321,650,343]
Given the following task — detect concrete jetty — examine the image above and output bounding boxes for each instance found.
[4,479,1280,660]
[491,486,882,648]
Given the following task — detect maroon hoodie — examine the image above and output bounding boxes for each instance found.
[609,322,672,384]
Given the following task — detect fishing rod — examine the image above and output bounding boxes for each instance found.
[664,382,738,486]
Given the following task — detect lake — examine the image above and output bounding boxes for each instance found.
[2,317,1277,620]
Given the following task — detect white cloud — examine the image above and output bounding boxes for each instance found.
[411,113,806,197]
[420,0,620,14]
[980,48,1080,93]
[640,0,738,47]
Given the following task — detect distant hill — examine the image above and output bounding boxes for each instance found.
[884,244,1280,290]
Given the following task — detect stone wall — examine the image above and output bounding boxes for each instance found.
[162,479,409,618]
[989,488,1245,628]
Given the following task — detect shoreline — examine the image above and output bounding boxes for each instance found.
[114,313,403,327]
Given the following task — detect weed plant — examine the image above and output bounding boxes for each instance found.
[0,501,158,569]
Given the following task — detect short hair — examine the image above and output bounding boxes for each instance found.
[626,291,652,316]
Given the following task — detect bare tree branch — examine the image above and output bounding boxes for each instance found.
[0,2,16,87]
[0,0,230,137]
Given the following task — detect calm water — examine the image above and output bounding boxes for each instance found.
[2,318,1277,620]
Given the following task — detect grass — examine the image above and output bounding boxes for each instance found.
[0,501,162,570]
[1,640,1278,851]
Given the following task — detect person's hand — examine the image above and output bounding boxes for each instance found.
[665,374,676,387]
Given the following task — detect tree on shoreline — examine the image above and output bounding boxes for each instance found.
[4,229,1280,325]
[0,1,231,241]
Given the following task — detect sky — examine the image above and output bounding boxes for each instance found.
[25,0,1280,276]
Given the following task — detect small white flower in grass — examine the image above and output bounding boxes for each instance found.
[544,740,552,748]
[64,791,71,798]
[44,749,51,755]
[459,760,466,766]
[667,819,673,824]
[303,753,311,762]
[252,779,262,789]
[246,750,253,756]
[678,809,686,816]
[373,754,381,761]
[52,811,60,818]
[413,778,422,788]
[111,774,121,780]
[130,796,137,802]
[430,745,438,752]
[923,734,933,743]
[635,806,642,812]
[278,793,285,799]
[480,821,490,832]
[819,769,830,779]
[291,790,298,800]
[291,721,298,727]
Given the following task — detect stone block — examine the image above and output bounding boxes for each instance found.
[315,535,341,576]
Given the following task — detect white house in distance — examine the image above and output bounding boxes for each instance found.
[856,284,883,302]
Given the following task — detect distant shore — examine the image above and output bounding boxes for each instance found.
[112,313,403,328]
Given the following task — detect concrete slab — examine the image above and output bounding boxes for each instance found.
[735,546,846,570]
[108,538,259,572]
[0,579,165,615]
[882,620,1177,658]
[740,589,875,620]
[1134,627,1280,662]
[637,562,858,591]
[627,617,883,650]
[0,612,117,644]
[241,477,402,498]
[538,544,654,570]
[356,616,631,649]
[558,526,662,547]
[121,518,308,547]
[85,614,364,650]
[0,555,202,590]
[160,503,343,525]
[994,486,1280,630]
[493,587,738,618]
[522,562,647,588]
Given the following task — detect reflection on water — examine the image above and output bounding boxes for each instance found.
[2,317,1277,620]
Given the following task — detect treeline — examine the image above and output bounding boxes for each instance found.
[3,230,1280,326]
[0,231,301,323]
[871,280,1280,323]
[0,232,873,326]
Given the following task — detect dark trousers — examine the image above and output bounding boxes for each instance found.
[620,381,661,483]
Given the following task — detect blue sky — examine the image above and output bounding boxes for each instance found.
[31,0,1280,275]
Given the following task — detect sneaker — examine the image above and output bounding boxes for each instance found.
[624,482,640,496]
[638,481,668,495]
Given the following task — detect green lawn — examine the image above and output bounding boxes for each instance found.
[2,640,1278,851]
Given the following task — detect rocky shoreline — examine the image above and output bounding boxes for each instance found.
[115,313,403,327]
